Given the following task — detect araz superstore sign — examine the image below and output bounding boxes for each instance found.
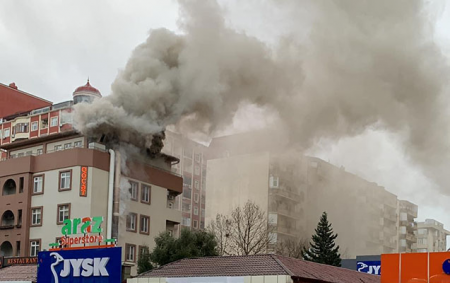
[37,247,121,282]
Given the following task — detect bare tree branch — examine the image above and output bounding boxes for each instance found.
[208,201,274,255]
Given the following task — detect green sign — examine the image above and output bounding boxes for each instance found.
[61,216,103,236]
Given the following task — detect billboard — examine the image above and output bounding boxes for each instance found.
[37,247,121,283]
[356,261,381,275]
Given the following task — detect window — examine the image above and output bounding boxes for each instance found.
[31,207,42,226]
[51,117,58,127]
[19,177,23,193]
[18,153,24,157]
[194,206,199,215]
[269,176,279,188]
[30,240,40,257]
[59,171,71,191]
[64,143,72,149]
[194,180,199,190]
[74,141,82,148]
[194,165,200,175]
[193,220,198,228]
[201,209,205,218]
[125,244,136,262]
[140,215,150,235]
[194,193,199,203]
[31,122,38,131]
[195,153,201,162]
[141,185,151,204]
[57,204,70,224]
[182,203,191,212]
[36,149,43,155]
[182,217,191,227]
[183,187,192,199]
[41,118,48,129]
[126,213,137,232]
[25,151,32,156]
[54,145,62,151]
[33,176,43,194]
[15,123,28,133]
[4,128,10,138]
[129,181,138,201]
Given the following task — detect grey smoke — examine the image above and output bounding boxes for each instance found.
[74,0,450,192]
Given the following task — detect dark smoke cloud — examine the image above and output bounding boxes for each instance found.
[74,0,450,191]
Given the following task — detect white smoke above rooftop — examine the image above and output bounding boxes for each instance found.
[73,0,450,193]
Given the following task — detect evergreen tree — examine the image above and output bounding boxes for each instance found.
[302,212,341,266]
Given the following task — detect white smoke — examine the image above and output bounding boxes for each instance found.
[73,0,450,193]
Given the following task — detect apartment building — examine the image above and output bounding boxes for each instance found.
[162,131,207,230]
[397,200,418,253]
[0,80,183,277]
[414,219,450,252]
[206,131,421,258]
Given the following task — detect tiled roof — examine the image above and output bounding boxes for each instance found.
[138,255,379,283]
[0,265,37,281]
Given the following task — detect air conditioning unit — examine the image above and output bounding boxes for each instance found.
[168,195,175,200]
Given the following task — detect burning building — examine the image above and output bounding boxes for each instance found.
[0,80,182,278]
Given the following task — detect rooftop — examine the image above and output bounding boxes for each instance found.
[138,254,379,283]
[0,265,37,282]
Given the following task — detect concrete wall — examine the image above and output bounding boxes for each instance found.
[29,166,109,251]
[205,152,271,225]
[119,177,182,277]
[128,275,292,283]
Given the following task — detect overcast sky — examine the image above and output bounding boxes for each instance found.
[2,0,450,230]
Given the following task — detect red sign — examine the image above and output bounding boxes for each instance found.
[80,166,88,197]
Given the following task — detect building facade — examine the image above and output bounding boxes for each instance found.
[162,131,207,230]
[397,200,418,253]
[0,81,183,277]
[414,219,450,252]
[205,131,425,258]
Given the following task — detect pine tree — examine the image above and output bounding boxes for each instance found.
[302,212,341,266]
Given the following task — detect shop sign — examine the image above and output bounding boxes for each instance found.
[80,166,88,197]
[55,216,104,248]
[357,261,381,275]
[4,257,37,266]
[37,247,121,283]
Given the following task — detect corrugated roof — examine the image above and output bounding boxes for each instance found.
[138,254,379,283]
[0,265,37,282]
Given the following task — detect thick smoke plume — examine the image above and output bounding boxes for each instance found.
[74,0,450,192]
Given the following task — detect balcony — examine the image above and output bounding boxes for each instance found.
[269,187,304,202]
[277,225,301,237]
[383,211,397,222]
[406,233,416,243]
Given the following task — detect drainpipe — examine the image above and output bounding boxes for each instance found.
[107,149,115,240]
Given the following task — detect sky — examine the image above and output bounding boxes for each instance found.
[2,0,450,231]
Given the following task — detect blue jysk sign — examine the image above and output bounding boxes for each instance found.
[37,247,122,283]
[357,261,381,275]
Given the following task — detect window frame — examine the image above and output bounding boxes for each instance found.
[126,213,137,233]
[194,206,199,216]
[54,145,62,151]
[74,141,82,148]
[50,116,59,127]
[125,243,136,262]
[140,184,151,204]
[36,149,43,155]
[30,206,43,227]
[64,143,72,150]
[129,181,138,201]
[32,175,44,195]
[194,193,199,203]
[4,128,10,138]
[56,203,71,225]
[31,122,38,131]
[139,215,150,235]
[193,220,198,228]
[58,170,72,191]
[29,239,41,257]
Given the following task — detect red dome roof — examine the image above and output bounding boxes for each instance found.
[73,79,101,97]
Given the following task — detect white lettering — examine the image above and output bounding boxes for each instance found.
[94,257,110,276]
[81,258,94,277]
[372,265,381,274]
[70,259,83,277]
[60,260,71,277]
